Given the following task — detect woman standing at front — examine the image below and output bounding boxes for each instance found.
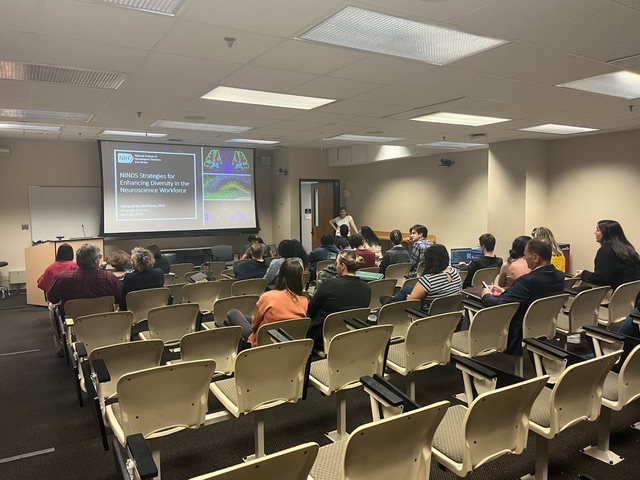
[329,207,358,237]
[307,251,371,351]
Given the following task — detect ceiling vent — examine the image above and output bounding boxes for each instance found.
[0,61,126,89]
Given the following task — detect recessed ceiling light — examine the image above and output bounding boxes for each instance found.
[298,6,509,65]
[83,0,187,16]
[0,122,61,132]
[151,119,252,133]
[101,130,167,137]
[410,112,510,126]
[557,71,640,100]
[201,86,336,110]
[518,124,599,135]
[225,138,280,145]
[419,141,488,149]
[0,108,94,123]
[0,60,125,89]
[325,134,403,143]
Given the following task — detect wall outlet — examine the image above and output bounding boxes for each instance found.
[21,224,29,230]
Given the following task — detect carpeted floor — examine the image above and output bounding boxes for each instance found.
[1,296,639,479]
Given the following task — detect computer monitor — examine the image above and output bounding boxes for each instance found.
[450,248,472,264]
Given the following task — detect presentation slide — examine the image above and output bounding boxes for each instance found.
[99,141,258,235]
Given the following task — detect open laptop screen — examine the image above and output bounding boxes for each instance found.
[450,248,472,264]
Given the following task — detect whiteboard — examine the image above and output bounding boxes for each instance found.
[29,186,101,242]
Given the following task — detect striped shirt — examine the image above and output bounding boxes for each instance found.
[417,267,462,309]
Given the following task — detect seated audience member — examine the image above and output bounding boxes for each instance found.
[338,224,349,240]
[408,224,434,277]
[618,298,640,338]
[531,227,566,272]
[406,244,462,310]
[360,226,383,262]
[234,243,269,280]
[307,251,371,351]
[481,239,564,355]
[146,243,170,273]
[106,250,131,279]
[379,229,410,275]
[225,259,308,347]
[348,233,376,267]
[38,243,78,293]
[240,234,272,260]
[316,237,350,288]
[329,207,358,237]
[47,243,122,316]
[497,236,532,288]
[308,234,340,280]
[461,233,503,288]
[119,247,164,311]
[264,239,309,286]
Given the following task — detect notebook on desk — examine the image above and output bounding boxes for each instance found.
[355,271,384,281]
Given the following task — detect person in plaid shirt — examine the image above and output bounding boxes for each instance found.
[408,224,433,277]
[48,243,122,315]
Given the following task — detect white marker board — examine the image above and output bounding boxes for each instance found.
[29,186,101,242]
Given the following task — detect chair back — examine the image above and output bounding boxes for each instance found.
[467,302,519,357]
[163,273,176,285]
[428,293,465,316]
[315,259,335,275]
[615,344,640,407]
[367,279,397,310]
[256,318,312,346]
[192,442,319,480]
[322,307,371,353]
[218,278,236,299]
[384,262,411,288]
[416,262,425,278]
[231,278,268,296]
[211,245,234,262]
[116,360,216,439]
[563,277,578,290]
[233,339,313,413]
[402,312,461,372]
[402,277,419,291]
[180,327,242,375]
[359,266,380,274]
[377,300,420,340]
[125,287,170,324]
[182,281,223,313]
[232,259,247,270]
[213,295,259,324]
[600,280,640,327]
[343,401,449,480]
[183,271,202,282]
[146,303,200,344]
[326,325,393,391]
[522,294,569,340]
[169,263,196,280]
[90,340,164,401]
[546,351,621,434]
[209,261,228,280]
[64,295,115,320]
[73,311,134,354]
[471,267,501,287]
[462,376,548,470]
[221,268,235,278]
[301,271,310,291]
[563,286,610,333]
[167,283,187,304]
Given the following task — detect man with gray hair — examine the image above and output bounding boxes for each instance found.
[48,243,122,315]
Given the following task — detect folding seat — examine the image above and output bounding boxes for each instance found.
[319,307,371,356]
[182,280,223,315]
[367,278,397,310]
[168,262,196,279]
[255,317,311,346]
[378,299,420,341]
[125,287,171,325]
[597,280,640,329]
[470,267,500,287]
[383,261,411,289]
[202,295,259,330]
[556,285,609,347]
[176,327,242,377]
[138,303,200,347]
[231,278,267,296]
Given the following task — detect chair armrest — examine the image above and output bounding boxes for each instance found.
[462,298,484,310]
[81,360,98,399]
[405,307,429,318]
[361,374,421,412]
[126,433,158,480]
[75,342,88,359]
[523,338,569,359]
[566,285,592,295]
[631,312,640,322]
[267,328,294,343]
[583,325,626,342]
[344,317,368,329]
[92,358,111,383]
[452,355,497,380]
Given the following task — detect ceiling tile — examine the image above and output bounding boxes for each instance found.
[290,76,380,99]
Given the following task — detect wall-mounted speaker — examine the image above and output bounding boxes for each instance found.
[259,156,272,166]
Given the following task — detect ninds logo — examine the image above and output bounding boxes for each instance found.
[117,153,134,163]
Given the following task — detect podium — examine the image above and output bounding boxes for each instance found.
[25,238,104,306]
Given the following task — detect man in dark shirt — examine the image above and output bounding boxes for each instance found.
[461,233,503,288]
[379,229,410,274]
[308,234,340,280]
[481,239,564,355]
[48,243,122,315]
[234,243,269,280]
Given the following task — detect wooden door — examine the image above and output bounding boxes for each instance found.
[311,182,336,249]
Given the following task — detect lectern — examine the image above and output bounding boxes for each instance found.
[25,238,104,306]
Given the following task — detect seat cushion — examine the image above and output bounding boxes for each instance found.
[432,405,467,463]
[530,386,552,428]
[309,439,347,480]
[387,343,406,369]
[602,371,619,403]
[451,331,470,355]
[213,377,239,407]
[309,359,331,389]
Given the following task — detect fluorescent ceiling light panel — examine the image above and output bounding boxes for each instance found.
[0,108,93,123]
[411,112,510,126]
[298,6,509,65]
[518,124,598,135]
[201,86,335,110]
[420,141,488,149]
[84,0,186,15]
[225,138,280,145]
[101,130,167,137]
[325,134,403,143]
[0,122,61,132]
[151,119,252,133]
[557,71,640,100]
[0,60,125,89]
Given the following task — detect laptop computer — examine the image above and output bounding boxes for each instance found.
[450,248,472,265]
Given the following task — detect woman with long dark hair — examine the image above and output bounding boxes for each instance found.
[407,244,462,310]
[226,258,308,347]
[360,226,382,262]
[263,239,309,286]
[497,235,532,288]
[575,220,640,290]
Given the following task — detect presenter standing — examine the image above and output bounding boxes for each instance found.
[329,207,358,236]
